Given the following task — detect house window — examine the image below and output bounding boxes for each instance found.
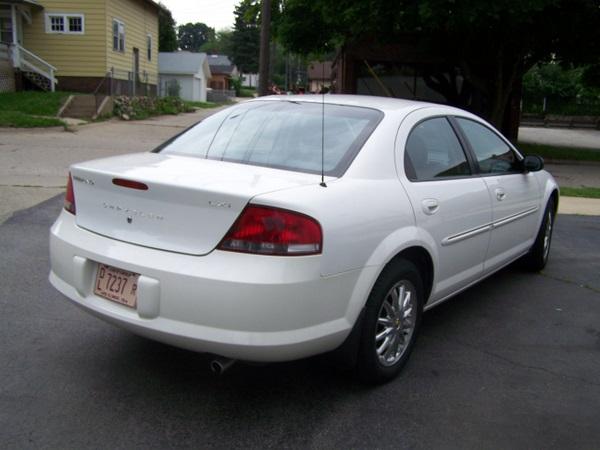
[112,19,125,52]
[69,16,83,33]
[0,15,13,43]
[147,34,152,61]
[50,16,64,32]
[45,14,85,34]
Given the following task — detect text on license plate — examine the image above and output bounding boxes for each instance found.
[94,264,139,308]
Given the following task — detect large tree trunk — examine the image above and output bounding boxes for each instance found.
[258,0,271,96]
[459,47,525,140]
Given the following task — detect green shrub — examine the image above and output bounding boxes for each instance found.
[230,76,242,96]
[113,96,192,120]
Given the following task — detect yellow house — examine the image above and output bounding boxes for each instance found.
[0,0,161,94]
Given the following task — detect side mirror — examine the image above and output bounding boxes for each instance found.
[523,155,544,172]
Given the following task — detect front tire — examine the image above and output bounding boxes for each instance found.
[524,198,555,271]
[357,259,424,384]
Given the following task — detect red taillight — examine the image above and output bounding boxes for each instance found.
[112,178,149,190]
[218,205,322,256]
[64,173,76,214]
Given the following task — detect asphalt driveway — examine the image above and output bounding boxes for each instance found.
[1,196,598,449]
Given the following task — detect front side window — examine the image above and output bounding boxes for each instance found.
[404,117,471,181]
[113,19,125,52]
[46,14,84,34]
[456,118,520,174]
[157,101,383,176]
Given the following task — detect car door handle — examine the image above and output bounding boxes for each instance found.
[495,188,506,201]
[422,198,439,215]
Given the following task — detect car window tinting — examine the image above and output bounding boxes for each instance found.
[158,101,383,176]
[404,117,471,181]
[455,118,520,174]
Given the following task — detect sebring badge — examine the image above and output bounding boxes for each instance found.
[102,202,164,221]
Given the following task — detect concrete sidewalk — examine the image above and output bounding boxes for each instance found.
[558,196,600,216]
[519,126,600,150]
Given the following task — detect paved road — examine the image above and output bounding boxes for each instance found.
[1,196,599,449]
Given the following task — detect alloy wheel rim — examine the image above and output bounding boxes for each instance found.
[543,211,553,261]
[375,280,416,367]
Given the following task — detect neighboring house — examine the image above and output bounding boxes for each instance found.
[158,51,211,102]
[0,0,161,94]
[207,54,238,91]
[307,61,332,93]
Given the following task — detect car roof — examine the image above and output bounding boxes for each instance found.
[247,94,444,114]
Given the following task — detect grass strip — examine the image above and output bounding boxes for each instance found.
[560,186,600,199]
[518,142,600,162]
[0,111,64,128]
[184,101,224,109]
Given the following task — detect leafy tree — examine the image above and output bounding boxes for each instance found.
[178,22,215,52]
[200,29,234,55]
[158,3,177,52]
[231,0,261,73]
[524,64,584,100]
[276,0,600,136]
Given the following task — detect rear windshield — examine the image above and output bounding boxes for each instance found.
[156,100,383,176]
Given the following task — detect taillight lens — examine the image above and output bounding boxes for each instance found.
[64,173,76,214]
[218,205,322,256]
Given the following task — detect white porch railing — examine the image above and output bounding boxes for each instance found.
[9,43,57,92]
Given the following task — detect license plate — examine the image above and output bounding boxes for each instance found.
[94,264,139,308]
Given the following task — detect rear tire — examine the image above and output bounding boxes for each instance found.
[523,198,555,271]
[356,259,424,384]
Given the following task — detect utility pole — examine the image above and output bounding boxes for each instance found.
[258,0,271,96]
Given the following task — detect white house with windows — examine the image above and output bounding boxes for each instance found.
[159,51,211,102]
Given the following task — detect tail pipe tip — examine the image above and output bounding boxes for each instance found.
[210,357,236,375]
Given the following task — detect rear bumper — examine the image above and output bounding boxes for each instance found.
[49,210,375,361]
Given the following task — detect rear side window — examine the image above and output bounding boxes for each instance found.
[455,118,520,174]
[404,117,471,181]
[158,101,383,176]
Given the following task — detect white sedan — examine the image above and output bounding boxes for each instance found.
[49,95,558,383]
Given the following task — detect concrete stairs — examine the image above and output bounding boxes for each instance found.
[23,70,52,91]
[60,94,97,119]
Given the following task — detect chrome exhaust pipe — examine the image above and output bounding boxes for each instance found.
[210,356,236,375]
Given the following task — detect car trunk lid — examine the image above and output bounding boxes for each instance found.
[71,152,321,255]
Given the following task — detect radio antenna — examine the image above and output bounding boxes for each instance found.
[319,60,327,188]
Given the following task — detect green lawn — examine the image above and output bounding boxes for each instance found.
[0,91,70,127]
[518,142,600,162]
[0,111,65,128]
[560,186,600,199]
[239,88,256,98]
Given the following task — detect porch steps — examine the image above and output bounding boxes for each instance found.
[23,70,52,91]
[60,94,97,119]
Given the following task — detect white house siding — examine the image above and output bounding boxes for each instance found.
[159,74,206,102]
[195,74,206,102]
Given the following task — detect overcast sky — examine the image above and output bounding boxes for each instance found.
[160,0,238,31]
